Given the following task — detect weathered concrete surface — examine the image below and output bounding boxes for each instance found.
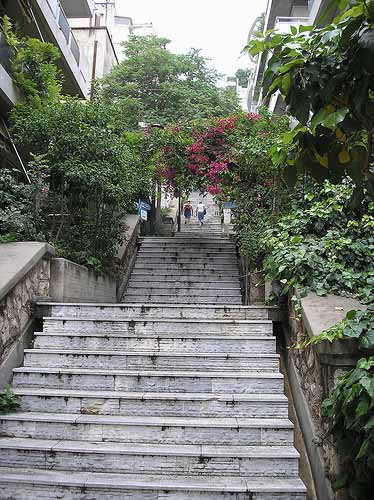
[286,291,366,500]
[0,243,53,388]
[300,291,363,337]
[49,259,116,303]
[0,242,54,302]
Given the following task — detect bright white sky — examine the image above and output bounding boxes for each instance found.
[116,0,267,80]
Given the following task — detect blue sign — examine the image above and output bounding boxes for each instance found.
[138,200,151,214]
[223,202,236,209]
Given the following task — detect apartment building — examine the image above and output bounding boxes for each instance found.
[0,0,95,167]
[70,0,154,88]
[248,0,339,113]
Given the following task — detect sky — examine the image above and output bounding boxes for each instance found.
[116,0,267,80]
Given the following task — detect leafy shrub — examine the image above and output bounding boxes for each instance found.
[10,98,151,271]
[322,357,374,499]
[0,161,48,242]
[0,386,20,413]
[1,15,61,106]
[263,182,374,303]
[294,307,374,349]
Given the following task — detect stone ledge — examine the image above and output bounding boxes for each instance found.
[0,242,54,303]
[299,291,366,366]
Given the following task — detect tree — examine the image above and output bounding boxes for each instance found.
[246,0,374,202]
[98,36,240,125]
[11,98,152,270]
[235,68,252,88]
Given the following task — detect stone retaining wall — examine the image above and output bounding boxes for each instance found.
[285,291,364,500]
[0,243,54,387]
[49,259,117,303]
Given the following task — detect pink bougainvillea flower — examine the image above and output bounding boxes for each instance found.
[247,112,260,121]
[207,185,221,195]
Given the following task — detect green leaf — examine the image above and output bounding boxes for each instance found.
[281,73,292,94]
[299,25,314,33]
[289,90,310,125]
[356,400,369,417]
[346,310,357,321]
[290,235,303,245]
[278,59,304,75]
[290,25,297,35]
[322,108,349,130]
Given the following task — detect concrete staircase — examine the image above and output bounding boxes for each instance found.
[179,193,222,236]
[0,204,306,498]
[0,303,306,499]
[123,236,242,304]
[123,195,235,304]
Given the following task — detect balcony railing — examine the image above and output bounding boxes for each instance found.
[275,16,310,33]
[0,32,14,75]
[46,0,86,73]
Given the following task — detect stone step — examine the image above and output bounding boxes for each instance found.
[42,317,274,335]
[133,263,239,270]
[181,232,223,236]
[137,250,237,257]
[34,332,276,353]
[14,368,283,393]
[40,303,273,320]
[132,267,240,275]
[0,413,294,446]
[135,257,237,264]
[0,438,300,478]
[139,241,235,248]
[124,287,242,296]
[128,280,240,289]
[14,388,290,417]
[122,295,242,304]
[23,350,280,371]
[139,237,231,244]
[130,273,239,280]
[0,468,307,499]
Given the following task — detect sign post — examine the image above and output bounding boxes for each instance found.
[138,199,151,222]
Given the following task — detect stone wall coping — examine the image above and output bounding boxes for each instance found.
[34,301,281,310]
[116,214,140,261]
[299,290,366,363]
[0,242,55,302]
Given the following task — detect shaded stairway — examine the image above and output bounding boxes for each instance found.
[0,194,307,498]
[123,235,242,304]
[0,303,306,499]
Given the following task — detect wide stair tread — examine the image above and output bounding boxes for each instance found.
[0,468,307,498]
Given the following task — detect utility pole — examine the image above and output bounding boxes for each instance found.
[177,195,181,232]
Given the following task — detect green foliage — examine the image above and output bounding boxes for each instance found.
[11,98,152,270]
[245,0,374,198]
[235,68,252,88]
[0,160,48,242]
[227,110,290,270]
[0,386,20,414]
[294,307,374,349]
[263,182,374,303]
[322,356,374,499]
[0,15,61,106]
[98,36,240,125]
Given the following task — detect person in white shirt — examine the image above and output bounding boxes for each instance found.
[196,201,206,226]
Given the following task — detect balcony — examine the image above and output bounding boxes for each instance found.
[33,0,89,97]
[0,34,21,111]
[274,16,310,33]
[60,0,94,18]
